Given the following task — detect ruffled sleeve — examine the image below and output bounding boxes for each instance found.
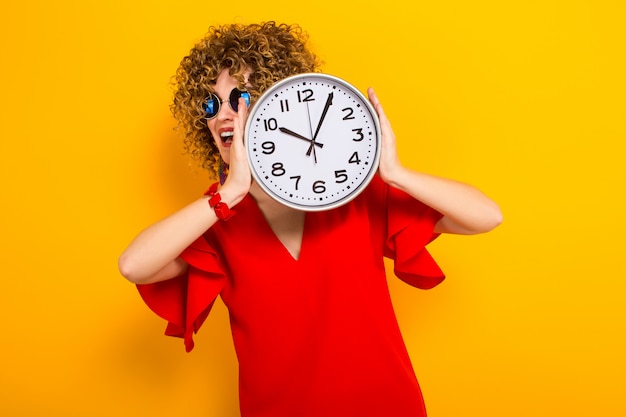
[136,234,227,352]
[383,181,446,289]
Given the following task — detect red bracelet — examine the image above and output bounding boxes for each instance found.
[204,182,236,221]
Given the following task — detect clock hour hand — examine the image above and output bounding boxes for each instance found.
[278,127,324,148]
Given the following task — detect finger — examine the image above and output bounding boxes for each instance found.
[367,87,379,106]
[238,96,249,122]
[368,87,389,123]
[234,99,251,161]
[370,103,394,149]
[225,100,252,186]
[232,98,249,146]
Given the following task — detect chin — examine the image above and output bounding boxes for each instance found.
[218,150,230,166]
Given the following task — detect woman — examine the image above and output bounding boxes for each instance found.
[119,21,502,417]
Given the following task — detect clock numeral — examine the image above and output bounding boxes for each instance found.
[312,180,326,194]
[290,175,301,190]
[297,89,314,102]
[272,162,286,176]
[261,141,275,154]
[348,151,361,165]
[280,99,290,112]
[334,170,348,183]
[352,128,364,142]
[342,107,355,120]
[263,118,278,131]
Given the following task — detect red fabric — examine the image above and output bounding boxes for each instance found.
[137,175,445,417]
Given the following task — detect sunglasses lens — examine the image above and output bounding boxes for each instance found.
[203,94,220,119]
[230,89,251,112]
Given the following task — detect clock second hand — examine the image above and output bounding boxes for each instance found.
[305,101,318,163]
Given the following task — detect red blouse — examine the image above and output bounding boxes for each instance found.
[137,175,445,417]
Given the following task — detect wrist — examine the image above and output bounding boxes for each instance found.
[204,182,240,220]
[380,164,410,189]
[215,181,248,208]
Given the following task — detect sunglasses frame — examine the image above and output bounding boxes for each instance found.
[203,88,251,120]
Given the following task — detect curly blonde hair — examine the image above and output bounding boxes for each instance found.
[171,22,322,178]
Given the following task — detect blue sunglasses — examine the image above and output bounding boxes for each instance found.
[203,88,251,119]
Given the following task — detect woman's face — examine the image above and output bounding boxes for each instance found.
[206,68,251,165]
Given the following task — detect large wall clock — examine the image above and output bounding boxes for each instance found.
[245,73,381,211]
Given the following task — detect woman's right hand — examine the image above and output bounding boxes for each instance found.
[220,97,253,202]
[118,98,254,285]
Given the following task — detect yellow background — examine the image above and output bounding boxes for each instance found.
[1,0,624,416]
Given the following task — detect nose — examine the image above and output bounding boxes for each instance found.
[216,99,235,120]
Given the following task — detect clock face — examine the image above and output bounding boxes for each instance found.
[245,73,381,211]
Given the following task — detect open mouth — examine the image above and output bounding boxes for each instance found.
[220,130,234,144]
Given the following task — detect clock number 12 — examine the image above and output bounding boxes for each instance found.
[297,89,314,102]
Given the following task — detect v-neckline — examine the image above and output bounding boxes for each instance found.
[245,194,308,262]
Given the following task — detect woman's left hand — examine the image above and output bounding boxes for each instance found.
[368,87,404,185]
[367,87,503,235]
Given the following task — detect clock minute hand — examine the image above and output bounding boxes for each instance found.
[307,92,333,159]
[312,92,334,141]
[279,127,324,148]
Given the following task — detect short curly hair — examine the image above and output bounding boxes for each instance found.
[170,22,322,178]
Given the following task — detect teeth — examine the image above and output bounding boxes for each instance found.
[220,131,234,138]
